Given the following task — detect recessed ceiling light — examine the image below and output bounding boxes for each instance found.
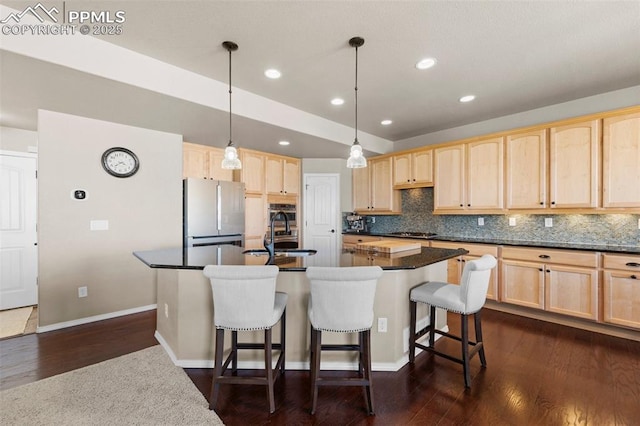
[381,119,393,126]
[415,57,437,70]
[278,140,290,146]
[459,95,476,103]
[264,69,281,79]
[331,98,344,106]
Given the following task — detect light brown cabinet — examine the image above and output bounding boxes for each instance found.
[244,193,267,249]
[603,253,640,330]
[352,157,401,214]
[393,149,433,188]
[505,129,547,209]
[342,234,383,249]
[602,112,640,208]
[235,149,266,194]
[265,155,300,196]
[429,241,499,301]
[501,247,598,320]
[434,137,503,212]
[182,142,233,181]
[549,120,600,208]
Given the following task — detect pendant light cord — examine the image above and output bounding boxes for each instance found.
[228,48,233,146]
[354,44,358,143]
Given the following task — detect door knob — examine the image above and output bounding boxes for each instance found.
[330,229,335,233]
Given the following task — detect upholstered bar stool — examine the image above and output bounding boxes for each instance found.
[409,254,497,388]
[305,266,383,415]
[203,265,286,413]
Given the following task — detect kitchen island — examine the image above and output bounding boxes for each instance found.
[134,245,467,371]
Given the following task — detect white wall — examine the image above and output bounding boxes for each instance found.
[37,110,183,327]
[395,85,640,149]
[0,126,38,153]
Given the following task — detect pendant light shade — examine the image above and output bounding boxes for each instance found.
[221,41,242,170]
[346,36,367,169]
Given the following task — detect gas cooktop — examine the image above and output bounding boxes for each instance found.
[385,232,437,239]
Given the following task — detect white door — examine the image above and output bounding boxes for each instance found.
[303,174,339,266]
[0,153,38,310]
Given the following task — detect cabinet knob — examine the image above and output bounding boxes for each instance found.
[626,262,640,268]
[539,202,544,205]
[412,178,416,182]
[631,275,637,280]
[460,204,463,207]
[546,269,551,273]
[551,201,556,205]
[407,179,410,183]
[539,268,543,272]
[539,254,550,259]
[467,204,471,207]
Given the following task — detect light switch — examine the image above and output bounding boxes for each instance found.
[509,217,516,227]
[90,220,109,231]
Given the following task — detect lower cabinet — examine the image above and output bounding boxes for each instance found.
[429,241,499,301]
[603,253,640,330]
[501,247,598,320]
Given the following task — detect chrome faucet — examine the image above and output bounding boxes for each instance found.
[264,210,290,259]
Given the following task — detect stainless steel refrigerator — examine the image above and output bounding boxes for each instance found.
[183,178,245,247]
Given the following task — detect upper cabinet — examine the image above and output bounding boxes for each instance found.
[602,112,640,208]
[353,156,401,214]
[235,148,266,194]
[549,120,600,208]
[434,137,503,213]
[182,142,233,181]
[506,129,547,209]
[393,149,433,189]
[265,155,300,196]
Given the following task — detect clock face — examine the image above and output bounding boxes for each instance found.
[101,147,139,178]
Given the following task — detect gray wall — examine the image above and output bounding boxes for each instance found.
[37,110,183,327]
[370,188,640,247]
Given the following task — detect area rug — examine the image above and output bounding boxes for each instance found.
[0,345,225,425]
[0,306,33,339]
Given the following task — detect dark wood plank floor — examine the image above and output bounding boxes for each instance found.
[1,309,639,425]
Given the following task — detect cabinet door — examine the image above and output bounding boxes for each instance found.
[549,120,599,208]
[183,143,208,179]
[244,193,266,241]
[282,158,300,196]
[393,153,412,186]
[412,150,433,186]
[434,144,465,210]
[265,156,284,195]
[240,151,265,194]
[207,148,233,182]
[603,271,640,329]
[501,260,545,309]
[467,137,504,210]
[352,167,371,212]
[603,112,640,208]
[506,129,547,209]
[545,265,598,320]
[370,157,396,212]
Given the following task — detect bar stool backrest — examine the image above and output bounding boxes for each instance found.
[459,254,497,314]
[203,265,280,330]
[306,266,383,332]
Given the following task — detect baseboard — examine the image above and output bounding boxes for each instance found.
[36,304,157,333]
[156,324,450,372]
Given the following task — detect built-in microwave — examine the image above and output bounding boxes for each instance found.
[268,203,297,227]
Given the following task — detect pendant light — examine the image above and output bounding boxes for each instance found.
[346,36,367,169]
[221,41,242,170]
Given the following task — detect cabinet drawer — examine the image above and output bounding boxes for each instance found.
[603,254,640,272]
[430,241,467,250]
[501,247,597,268]
[342,235,382,247]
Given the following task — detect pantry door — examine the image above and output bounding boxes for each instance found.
[303,174,339,266]
[0,152,38,310]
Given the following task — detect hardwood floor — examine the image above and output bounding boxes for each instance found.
[1,309,639,425]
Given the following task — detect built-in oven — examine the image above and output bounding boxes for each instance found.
[268,203,298,249]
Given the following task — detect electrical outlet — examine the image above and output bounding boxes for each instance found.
[78,286,88,298]
[164,303,169,318]
[377,317,388,333]
[545,218,553,228]
[638,218,640,230]
[509,217,516,226]
[478,217,485,226]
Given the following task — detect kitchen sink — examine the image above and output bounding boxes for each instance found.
[243,249,317,257]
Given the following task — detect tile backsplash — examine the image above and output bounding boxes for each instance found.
[352,188,639,247]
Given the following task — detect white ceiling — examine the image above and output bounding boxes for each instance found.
[1,0,640,158]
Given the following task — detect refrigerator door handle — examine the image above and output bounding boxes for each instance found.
[217,183,222,231]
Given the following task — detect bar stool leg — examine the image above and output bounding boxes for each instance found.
[265,328,275,413]
[231,331,238,375]
[362,329,375,415]
[310,328,321,415]
[210,328,225,410]
[429,306,436,348]
[474,311,487,367]
[280,310,287,375]
[461,314,471,388]
[409,300,417,363]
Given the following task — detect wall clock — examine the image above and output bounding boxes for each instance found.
[101,147,140,178]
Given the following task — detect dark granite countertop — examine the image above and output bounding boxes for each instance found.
[133,245,467,271]
[342,232,640,255]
